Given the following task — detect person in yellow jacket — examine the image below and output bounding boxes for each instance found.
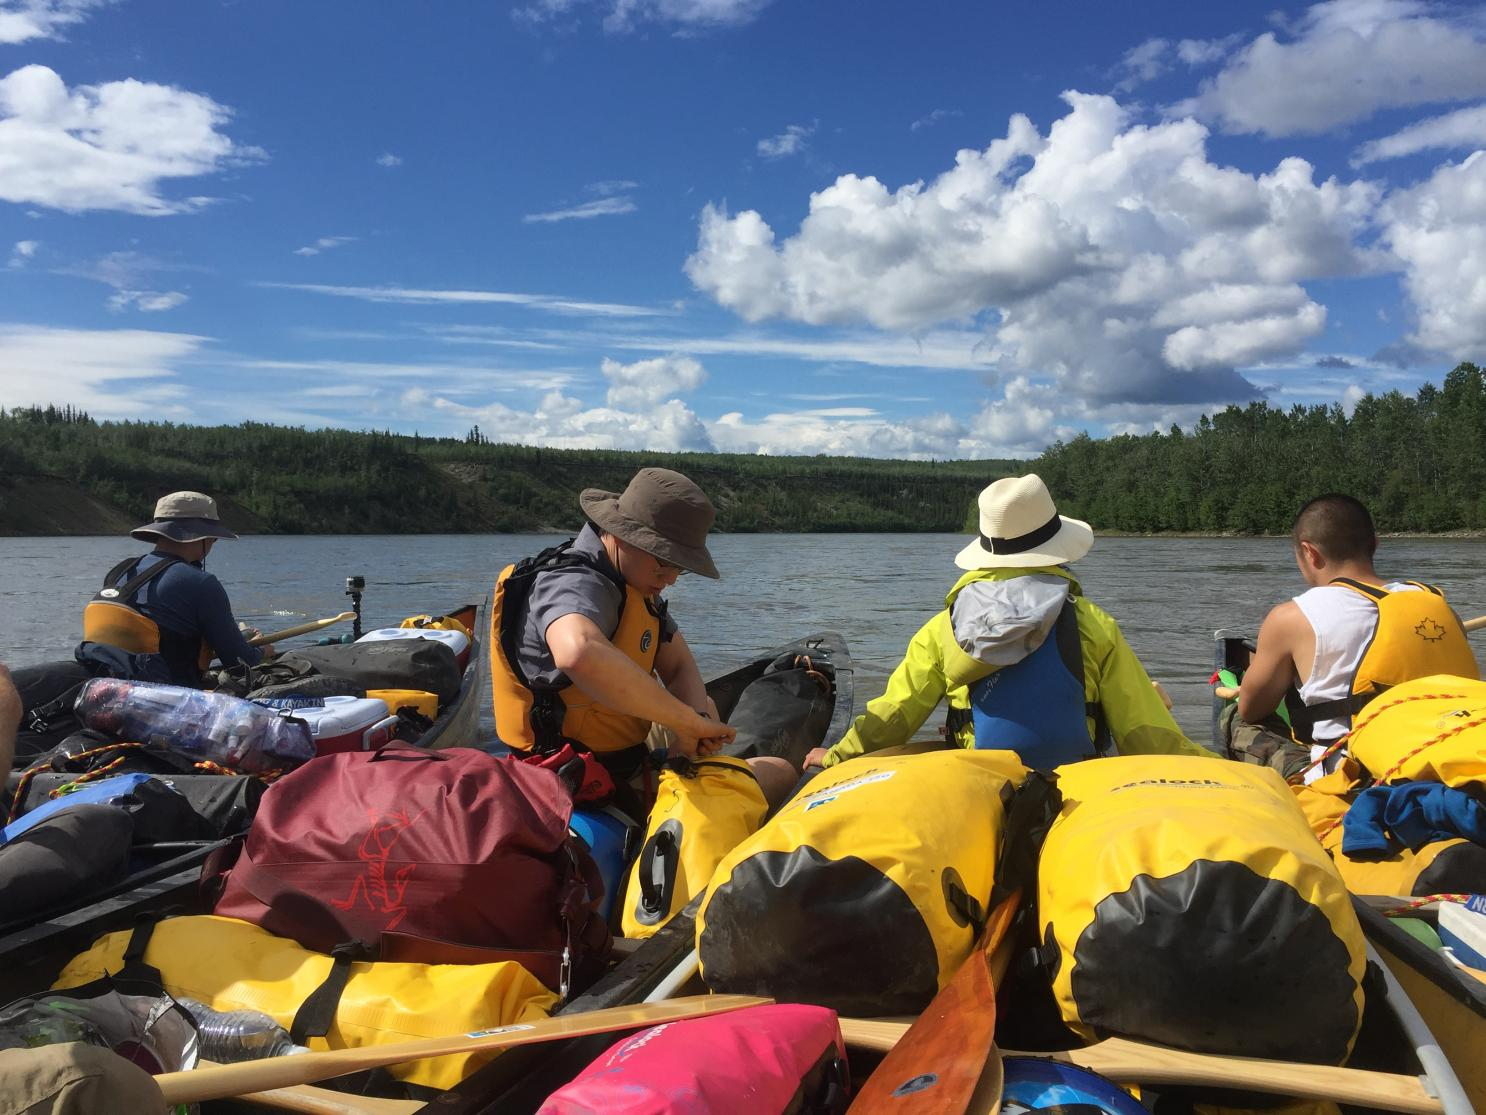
[806,474,1210,769]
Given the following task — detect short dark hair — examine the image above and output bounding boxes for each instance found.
[1292,494,1376,562]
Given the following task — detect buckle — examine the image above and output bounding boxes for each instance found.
[559,945,572,1000]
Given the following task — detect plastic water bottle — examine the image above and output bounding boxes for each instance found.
[176,999,308,1063]
[74,678,316,773]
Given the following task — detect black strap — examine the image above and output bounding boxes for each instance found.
[118,920,165,988]
[1051,596,1106,753]
[980,512,1062,557]
[290,940,375,1043]
[1287,688,1381,729]
[1329,576,1387,601]
[100,554,182,604]
[989,769,1061,911]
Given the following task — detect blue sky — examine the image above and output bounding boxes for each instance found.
[3,0,1486,458]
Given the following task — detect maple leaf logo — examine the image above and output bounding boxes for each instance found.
[1415,619,1446,642]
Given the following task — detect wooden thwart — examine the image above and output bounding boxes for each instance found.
[157,993,768,1106]
[839,1020,1443,1115]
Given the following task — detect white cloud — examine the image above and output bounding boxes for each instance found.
[1353,103,1486,165]
[588,179,638,196]
[514,0,774,33]
[106,289,188,313]
[1380,150,1486,356]
[1115,37,1170,91]
[757,123,813,160]
[376,152,402,167]
[256,281,663,318]
[602,353,706,409]
[1178,0,1486,136]
[0,323,201,415]
[688,92,1372,407]
[911,109,961,133]
[429,392,717,452]
[0,65,265,215]
[523,196,637,223]
[293,235,357,257]
[7,238,36,267]
[0,0,108,45]
[1176,35,1244,66]
[58,249,196,313]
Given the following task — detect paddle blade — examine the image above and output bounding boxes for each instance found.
[156,993,769,1105]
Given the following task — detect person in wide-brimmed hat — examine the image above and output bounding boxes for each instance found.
[806,473,1211,771]
[490,467,799,814]
[80,491,271,686]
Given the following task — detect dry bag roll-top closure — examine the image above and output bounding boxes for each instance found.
[210,744,612,998]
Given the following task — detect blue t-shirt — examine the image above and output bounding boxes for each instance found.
[126,551,263,672]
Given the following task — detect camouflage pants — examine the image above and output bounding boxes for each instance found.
[1219,703,1311,781]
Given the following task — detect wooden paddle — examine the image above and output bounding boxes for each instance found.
[844,888,1019,1113]
[838,1021,1442,1115]
[201,1074,419,1115]
[248,612,357,646]
[155,993,767,1106]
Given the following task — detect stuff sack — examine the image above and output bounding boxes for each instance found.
[2,772,213,846]
[698,749,1027,1015]
[0,805,133,923]
[1037,756,1366,1065]
[211,745,611,995]
[537,1003,847,1115]
[282,640,462,706]
[9,659,91,768]
[14,771,265,840]
[73,679,315,773]
[722,652,835,768]
[54,915,556,1090]
[621,756,768,940]
[1345,675,1486,788]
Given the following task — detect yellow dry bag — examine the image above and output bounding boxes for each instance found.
[698,749,1028,1015]
[54,915,556,1089]
[1037,756,1366,1065]
[621,755,768,939]
[1347,675,1486,788]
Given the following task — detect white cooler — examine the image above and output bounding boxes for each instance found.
[356,626,471,671]
[259,695,398,755]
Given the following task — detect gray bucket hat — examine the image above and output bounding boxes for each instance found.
[580,468,720,579]
[131,491,239,544]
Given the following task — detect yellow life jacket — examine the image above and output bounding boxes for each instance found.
[489,540,662,754]
[1286,579,1478,744]
[1346,674,1486,788]
[400,613,471,638]
[54,915,556,1090]
[1038,756,1366,1065]
[81,555,213,673]
[697,749,1028,1016]
[620,756,768,939]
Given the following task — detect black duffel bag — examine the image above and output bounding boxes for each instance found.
[723,652,836,769]
[0,805,134,923]
[15,772,265,840]
[10,659,91,769]
[278,639,462,705]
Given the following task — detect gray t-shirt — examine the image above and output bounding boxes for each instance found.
[514,524,677,687]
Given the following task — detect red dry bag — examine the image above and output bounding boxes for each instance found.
[211,744,610,995]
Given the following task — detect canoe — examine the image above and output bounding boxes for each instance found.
[1212,628,1486,1110]
[0,630,853,1108]
[0,601,486,947]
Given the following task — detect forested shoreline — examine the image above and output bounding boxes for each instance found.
[2,361,1482,536]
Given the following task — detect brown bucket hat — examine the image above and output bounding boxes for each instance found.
[580,468,720,579]
[131,491,239,544]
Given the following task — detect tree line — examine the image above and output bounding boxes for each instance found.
[3,361,1481,536]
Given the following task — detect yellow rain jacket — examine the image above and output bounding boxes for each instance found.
[823,566,1210,766]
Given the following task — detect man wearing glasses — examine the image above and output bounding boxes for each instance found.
[491,468,739,796]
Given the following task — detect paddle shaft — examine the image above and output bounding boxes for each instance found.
[845,889,1020,1114]
[838,1022,1441,1115]
[155,994,768,1105]
[248,612,357,646]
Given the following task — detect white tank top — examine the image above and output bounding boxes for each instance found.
[1292,581,1420,781]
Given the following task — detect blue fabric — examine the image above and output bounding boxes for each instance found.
[126,551,262,675]
[970,603,1091,769]
[1342,782,1486,856]
[0,773,156,845]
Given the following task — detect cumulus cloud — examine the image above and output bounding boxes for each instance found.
[602,353,706,409]
[0,0,107,44]
[1379,150,1486,356]
[0,64,265,214]
[0,323,201,414]
[1178,0,1486,136]
[1353,103,1486,165]
[514,0,775,33]
[757,123,813,160]
[1115,37,1171,91]
[7,238,37,267]
[375,152,402,167]
[523,196,637,223]
[293,235,356,257]
[688,92,1372,407]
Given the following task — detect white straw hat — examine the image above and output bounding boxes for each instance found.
[954,474,1093,570]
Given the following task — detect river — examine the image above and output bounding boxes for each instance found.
[3,533,1484,747]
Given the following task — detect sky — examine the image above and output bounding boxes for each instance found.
[2,0,1486,459]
